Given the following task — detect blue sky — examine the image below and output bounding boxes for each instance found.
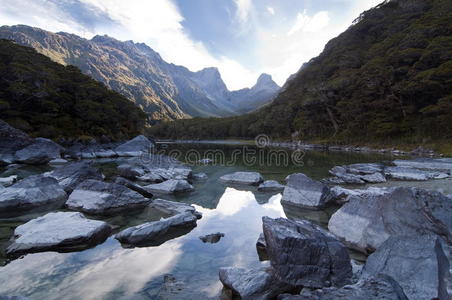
[0,0,382,89]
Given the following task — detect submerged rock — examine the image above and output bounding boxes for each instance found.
[328,187,452,254]
[0,175,67,214]
[114,135,154,157]
[6,212,111,257]
[144,179,194,194]
[258,180,285,192]
[192,172,208,181]
[262,217,352,289]
[66,180,151,215]
[45,161,103,193]
[199,232,224,243]
[114,177,153,198]
[279,274,408,300]
[362,235,449,300]
[14,138,63,165]
[281,173,333,210]
[117,163,146,180]
[219,172,263,186]
[219,267,291,300]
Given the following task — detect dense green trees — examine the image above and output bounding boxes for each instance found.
[0,39,146,139]
[149,0,452,145]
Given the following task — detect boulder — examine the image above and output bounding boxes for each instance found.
[279,274,408,300]
[199,232,224,243]
[256,233,268,261]
[0,120,33,165]
[114,135,154,157]
[115,211,198,246]
[328,163,386,184]
[219,267,292,300]
[144,179,194,194]
[219,172,263,186]
[258,180,285,193]
[117,163,146,180]
[385,166,448,181]
[14,138,63,165]
[94,149,117,158]
[113,177,153,198]
[0,175,67,213]
[281,173,333,210]
[6,212,111,257]
[393,158,452,173]
[362,235,449,300]
[48,158,68,165]
[66,180,151,214]
[149,199,202,219]
[330,186,389,205]
[328,187,452,254]
[192,173,208,181]
[45,161,103,192]
[262,217,352,289]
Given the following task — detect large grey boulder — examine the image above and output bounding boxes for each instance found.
[114,135,154,157]
[262,217,352,289]
[328,187,452,254]
[362,235,449,300]
[258,180,285,193]
[144,179,194,194]
[219,267,291,300]
[117,163,146,180]
[115,211,198,246]
[6,212,111,257]
[328,163,386,184]
[0,119,33,165]
[279,274,408,300]
[66,180,151,214]
[330,186,389,205]
[45,161,103,192]
[0,175,67,213]
[281,173,333,209]
[219,172,263,186]
[14,138,63,165]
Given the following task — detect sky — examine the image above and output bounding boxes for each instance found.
[0,0,383,90]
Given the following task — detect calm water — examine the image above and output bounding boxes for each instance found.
[0,143,450,299]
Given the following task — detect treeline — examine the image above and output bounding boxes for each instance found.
[149,0,452,145]
[0,39,146,140]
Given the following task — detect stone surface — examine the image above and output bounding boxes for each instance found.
[45,161,103,192]
[281,173,333,209]
[328,163,386,184]
[219,172,263,186]
[0,175,18,187]
[115,211,198,246]
[66,180,151,214]
[114,135,154,156]
[262,217,352,289]
[149,199,202,219]
[385,166,448,181]
[328,187,452,254]
[279,274,408,300]
[219,267,291,300]
[117,163,146,180]
[330,186,389,204]
[6,212,111,256]
[14,138,63,165]
[199,232,224,243]
[256,233,268,261]
[0,119,33,166]
[114,177,153,198]
[362,235,449,300]
[393,158,452,173]
[192,173,208,181]
[48,158,68,165]
[144,179,194,194]
[0,175,67,213]
[258,180,285,192]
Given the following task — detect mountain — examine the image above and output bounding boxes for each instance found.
[149,0,452,145]
[0,39,145,139]
[0,25,280,121]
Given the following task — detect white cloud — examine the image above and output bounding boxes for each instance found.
[267,6,275,15]
[287,10,330,35]
[234,0,253,23]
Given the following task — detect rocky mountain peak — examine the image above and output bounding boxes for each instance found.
[254,73,279,90]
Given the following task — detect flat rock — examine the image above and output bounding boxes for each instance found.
[117,163,147,180]
[362,235,449,300]
[66,179,151,214]
[14,138,63,165]
[262,217,352,289]
[149,199,202,219]
[219,172,263,186]
[144,179,194,194]
[115,211,198,246]
[48,158,68,165]
[258,180,285,192]
[6,212,111,257]
[328,163,386,184]
[199,232,224,243]
[114,135,154,157]
[279,274,408,300]
[385,166,449,181]
[328,187,452,254]
[219,267,291,300]
[330,186,389,205]
[281,173,333,210]
[45,161,103,192]
[0,175,67,213]
[94,149,117,158]
[394,158,452,173]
